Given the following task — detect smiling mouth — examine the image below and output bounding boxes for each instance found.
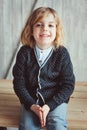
[40,34,50,37]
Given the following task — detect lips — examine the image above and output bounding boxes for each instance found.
[40,34,50,37]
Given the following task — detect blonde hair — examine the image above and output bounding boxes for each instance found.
[21,7,64,48]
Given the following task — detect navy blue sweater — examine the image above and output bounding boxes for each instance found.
[13,45,75,111]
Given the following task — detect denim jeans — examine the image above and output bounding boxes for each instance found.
[19,103,68,130]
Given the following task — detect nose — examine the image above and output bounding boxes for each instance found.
[42,24,48,31]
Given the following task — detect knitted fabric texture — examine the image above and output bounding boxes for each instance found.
[13,45,75,111]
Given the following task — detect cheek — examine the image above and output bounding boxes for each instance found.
[33,29,37,35]
[33,29,39,38]
[52,29,56,38]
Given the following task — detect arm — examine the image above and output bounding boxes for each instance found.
[46,48,75,111]
[13,46,36,110]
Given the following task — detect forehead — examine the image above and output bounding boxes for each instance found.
[34,12,56,24]
[39,14,56,23]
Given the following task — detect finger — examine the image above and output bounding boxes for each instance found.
[41,110,46,127]
[39,109,44,127]
[42,111,44,127]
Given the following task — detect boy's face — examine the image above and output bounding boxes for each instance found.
[33,14,56,49]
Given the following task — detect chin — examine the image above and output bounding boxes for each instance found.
[41,43,50,46]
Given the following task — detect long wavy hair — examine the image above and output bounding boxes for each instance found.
[21,7,64,48]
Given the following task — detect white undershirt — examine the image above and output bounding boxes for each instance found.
[35,45,53,65]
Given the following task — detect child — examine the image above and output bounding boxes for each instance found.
[13,7,75,130]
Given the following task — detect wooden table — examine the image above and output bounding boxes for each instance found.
[0,79,87,130]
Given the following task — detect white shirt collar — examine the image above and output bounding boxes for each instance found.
[35,45,54,65]
[35,45,53,54]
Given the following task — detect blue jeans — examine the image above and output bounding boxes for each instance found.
[19,103,68,130]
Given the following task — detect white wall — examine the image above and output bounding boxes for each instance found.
[0,0,87,81]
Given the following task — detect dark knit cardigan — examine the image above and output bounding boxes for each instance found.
[13,45,75,111]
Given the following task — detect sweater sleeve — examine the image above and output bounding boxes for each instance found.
[12,46,36,110]
[47,47,75,111]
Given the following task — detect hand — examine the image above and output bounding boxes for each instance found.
[30,104,50,128]
[30,104,43,123]
[41,104,50,127]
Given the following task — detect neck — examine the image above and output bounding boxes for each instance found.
[36,44,53,50]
